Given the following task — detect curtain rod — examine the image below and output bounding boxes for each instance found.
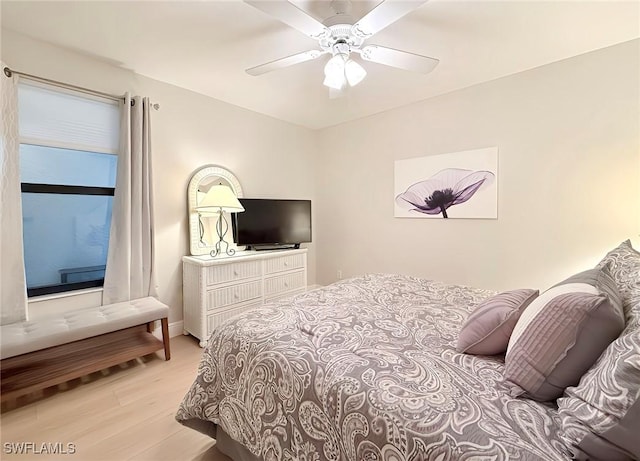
[4,66,124,102]
[3,66,160,110]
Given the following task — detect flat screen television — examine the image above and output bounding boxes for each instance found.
[233,199,312,250]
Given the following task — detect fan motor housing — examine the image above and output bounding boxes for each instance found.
[319,24,364,55]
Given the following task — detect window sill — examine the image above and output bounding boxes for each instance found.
[28,287,104,303]
[28,288,104,321]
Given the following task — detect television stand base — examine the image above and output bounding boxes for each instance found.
[248,244,300,251]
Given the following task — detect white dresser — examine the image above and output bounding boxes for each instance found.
[182,248,307,346]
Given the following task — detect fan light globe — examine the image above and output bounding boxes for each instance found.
[345,59,366,86]
[323,54,347,90]
[323,75,344,90]
[323,54,366,90]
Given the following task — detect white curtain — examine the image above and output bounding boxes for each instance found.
[0,65,28,324]
[103,94,157,303]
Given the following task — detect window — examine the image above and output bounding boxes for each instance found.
[18,83,120,297]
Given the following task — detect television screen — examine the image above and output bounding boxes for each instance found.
[233,199,311,248]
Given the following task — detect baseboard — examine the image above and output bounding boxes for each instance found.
[168,321,184,338]
[152,320,184,340]
[307,284,323,291]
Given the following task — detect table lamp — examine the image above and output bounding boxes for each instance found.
[195,184,244,257]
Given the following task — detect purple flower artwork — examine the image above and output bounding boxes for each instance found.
[396,168,495,218]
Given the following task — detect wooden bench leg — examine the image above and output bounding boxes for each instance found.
[161,318,171,361]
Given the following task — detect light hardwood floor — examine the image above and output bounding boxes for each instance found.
[1,335,231,461]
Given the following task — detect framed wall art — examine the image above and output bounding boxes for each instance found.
[394,147,498,219]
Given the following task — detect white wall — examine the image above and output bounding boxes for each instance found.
[3,28,638,316]
[1,30,319,323]
[315,40,640,291]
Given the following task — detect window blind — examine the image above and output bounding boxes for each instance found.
[18,83,120,154]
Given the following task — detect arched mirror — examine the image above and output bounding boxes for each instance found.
[188,165,244,256]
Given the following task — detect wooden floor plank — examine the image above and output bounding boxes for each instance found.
[129,427,224,461]
[1,335,229,461]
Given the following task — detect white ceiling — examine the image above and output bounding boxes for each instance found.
[2,1,639,129]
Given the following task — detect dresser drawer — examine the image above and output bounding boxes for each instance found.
[264,270,306,296]
[183,249,307,348]
[207,280,262,309]
[206,260,261,286]
[264,253,305,275]
[207,301,263,333]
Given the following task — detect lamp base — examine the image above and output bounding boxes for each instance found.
[209,210,235,258]
[210,239,236,258]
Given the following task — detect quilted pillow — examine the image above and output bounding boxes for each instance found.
[557,330,640,461]
[456,289,538,355]
[556,240,640,461]
[504,267,624,401]
[596,239,640,316]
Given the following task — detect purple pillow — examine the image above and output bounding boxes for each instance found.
[556,241,640,460]
[456,289,539,355]
[596,239,640,314]
[504,267,624,401]
[558,330,640,460]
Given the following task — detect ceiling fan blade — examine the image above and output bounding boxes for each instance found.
[359,45,439,74]
[246,50,327,76]
[244,1,330,40]
[352,0,429,38]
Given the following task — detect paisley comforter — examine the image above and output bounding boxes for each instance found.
[176,274,572,461]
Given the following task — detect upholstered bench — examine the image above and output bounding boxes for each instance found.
[0,297,170,402]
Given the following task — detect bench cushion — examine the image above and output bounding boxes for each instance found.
[0,297,169,360]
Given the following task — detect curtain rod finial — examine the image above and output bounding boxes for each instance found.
[4,67,13,78]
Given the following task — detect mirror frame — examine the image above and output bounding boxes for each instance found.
[188,165,244,256]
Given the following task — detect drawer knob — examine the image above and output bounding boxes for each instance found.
[233,270,239,276]
[284,282,289,287]
[234,293,239,299]
[284,262,289,266]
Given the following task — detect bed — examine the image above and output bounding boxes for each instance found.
[176,273,574,461]
[177,241,640,460]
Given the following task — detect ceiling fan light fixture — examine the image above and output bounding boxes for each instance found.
[244,0,439,92]
[345,59,366,86]
[323,53,347,90]
[323,74,345,90]
[323,53,366,89]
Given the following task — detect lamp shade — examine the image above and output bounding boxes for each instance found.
[196,184,244,213]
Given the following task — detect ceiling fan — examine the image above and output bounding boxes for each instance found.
[244,0,439,91]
